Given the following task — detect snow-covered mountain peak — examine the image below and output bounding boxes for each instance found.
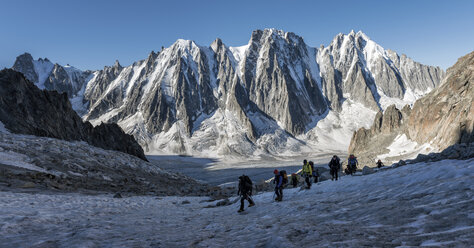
[11,30,445,159]
[171,39,200,51]
[259,28,305,46]
[356,30,370,40]
[210,38,224,52]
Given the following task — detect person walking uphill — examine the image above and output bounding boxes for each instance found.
[376,159,384,168]
[273,169,284,201]
[302,160,312,189]
[348,154,358,175]
[237,175,255,212]
[328,155,340,181]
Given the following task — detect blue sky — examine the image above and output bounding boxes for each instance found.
[1,0,473,70]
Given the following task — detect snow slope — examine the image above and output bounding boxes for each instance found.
[1,158,472,247]
[378,134,434,163]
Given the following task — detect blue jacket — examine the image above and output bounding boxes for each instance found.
[274,175,283,188]
[349,157,358,165]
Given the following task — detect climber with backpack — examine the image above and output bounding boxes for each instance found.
[273,169,286,201]
[302,159,312,189]
[328,155,341,181]
[376,159,384,168]
[237,175,255,212]
[348,154,358,175]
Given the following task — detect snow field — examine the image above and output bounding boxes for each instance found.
[1,158,472,247]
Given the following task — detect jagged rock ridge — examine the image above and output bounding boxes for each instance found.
[0,69,147,161]
[11,29,445,157]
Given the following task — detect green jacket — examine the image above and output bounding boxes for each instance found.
[302,162,312,175]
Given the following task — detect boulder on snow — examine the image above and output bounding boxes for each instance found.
[362,166,375,175]
[216,198,233,206]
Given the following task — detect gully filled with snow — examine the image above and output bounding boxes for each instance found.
[1,158,472,247]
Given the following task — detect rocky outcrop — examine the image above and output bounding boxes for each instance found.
[406,52,474,149]
[44,63,91,97]
[0,69,147,161]
[349,51,474,165]
[12,53,39,84]
[348,105,406,165]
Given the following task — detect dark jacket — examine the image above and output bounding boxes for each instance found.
[329,157,340,170]
[238,176,252,195]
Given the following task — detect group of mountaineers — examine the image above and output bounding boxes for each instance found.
[237,155,384,213]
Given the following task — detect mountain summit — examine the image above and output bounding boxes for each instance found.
[11,29,445,158]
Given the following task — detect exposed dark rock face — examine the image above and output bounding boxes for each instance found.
[12,53,38,83]
[0,69,147,161]
[349,51,474,165]
[406,52,474,149]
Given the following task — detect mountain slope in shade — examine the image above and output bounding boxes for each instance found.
[11,29,445,158]
[0,69,147,161]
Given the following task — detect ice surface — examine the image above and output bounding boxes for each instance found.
[1,158,472,247]
[0,150,48,173]
[378,134,434,163]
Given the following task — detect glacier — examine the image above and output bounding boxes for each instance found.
[1,157,472,247]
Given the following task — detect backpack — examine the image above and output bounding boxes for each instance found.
[239,175,253,192]
[243,175,252,190]
[280,170,288,184]
[349,157,357,166]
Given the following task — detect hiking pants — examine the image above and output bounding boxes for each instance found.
[313,176,318,183]
[305,175,311,188]
[330,169,338,180]
[240,193,254,210]
[352,164,357,172]
[275,187,282,199]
